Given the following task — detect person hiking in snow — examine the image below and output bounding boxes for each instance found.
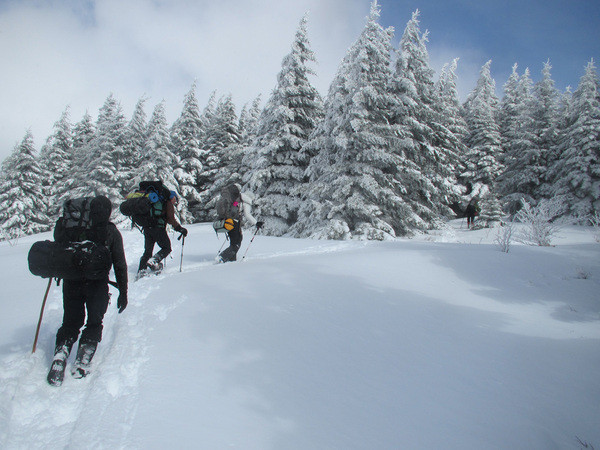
[213,183,262,263]
[138,189,188,277]
[48,196,128,385]
[465,197,479,229]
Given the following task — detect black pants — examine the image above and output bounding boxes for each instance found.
[220,220,242,262]
[55,279,110,349]
[139,226,171,271]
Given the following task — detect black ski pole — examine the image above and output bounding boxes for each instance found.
[32,278,52,353]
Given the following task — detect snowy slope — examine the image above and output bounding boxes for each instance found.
[1,221,599,449]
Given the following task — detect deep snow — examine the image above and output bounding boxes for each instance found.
[0,220,599,449]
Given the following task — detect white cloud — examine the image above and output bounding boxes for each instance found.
[0,0,368,161]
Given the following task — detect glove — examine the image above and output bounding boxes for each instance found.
[256,221,264,230]
[176,225,188,240]
[117,292,128,313]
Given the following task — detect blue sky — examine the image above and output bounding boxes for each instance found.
[0,0,598,162]
[378,0,600,94]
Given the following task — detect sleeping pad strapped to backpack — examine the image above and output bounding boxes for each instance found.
[120,181,170,228]
[28,196,113,280]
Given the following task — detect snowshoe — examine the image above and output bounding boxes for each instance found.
[47,345,70,387]
[135,269,149,281]
[71,341,97,379]
[147,258,164,274]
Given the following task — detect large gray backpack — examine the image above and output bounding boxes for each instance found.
[216,184,242,219]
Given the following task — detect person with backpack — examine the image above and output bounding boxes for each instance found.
[137,189,188,277]
[213,183,262,263]
[47,195,128,386]
[465,197,480,229]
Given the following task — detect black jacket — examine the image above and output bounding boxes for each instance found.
[54,219,128,294]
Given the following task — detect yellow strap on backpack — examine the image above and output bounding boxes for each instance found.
[224,218,235,231]
[126,191,147,199]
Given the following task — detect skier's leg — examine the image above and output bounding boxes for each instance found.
[220,221,242,262]
[73,281,109,378]
[79,280,110,344]
[138,228,156,272]
[152,227,172,262]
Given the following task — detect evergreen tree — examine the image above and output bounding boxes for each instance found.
[461,60,503,193]
[138,101,179,192]
[476,189,504,228]
[499,63,521,165]
[76,94,127,204]
[391,10,461,218]
[293,1,406,240]
[497,68,540,213]
[69,111,95,196]
[238,95,262,147]
[195,94,242,222]
[551,60,600,219]
[243,15,324,236]
[0,131,51,238]
[38,107,74,218]
[171,82,203,223]
[121,96,148,194]
[531,61,561,199]
[436,58,469,179]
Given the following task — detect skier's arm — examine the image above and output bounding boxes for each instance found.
[108,224,128,292]
[240,193,257,227]
[53,218,67,243]
[166,200,182,229]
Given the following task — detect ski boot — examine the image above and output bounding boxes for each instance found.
[218,246,238,263]
[71,341,98,379]
[47,343,72,387]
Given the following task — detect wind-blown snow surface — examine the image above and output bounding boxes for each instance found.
[1,221,599,449]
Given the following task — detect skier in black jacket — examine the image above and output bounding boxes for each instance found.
[48,196,128,385]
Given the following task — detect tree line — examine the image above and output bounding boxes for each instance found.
[1,2,598,241]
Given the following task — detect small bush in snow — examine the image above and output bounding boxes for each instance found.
[495,221,513,253]
[515,199,564,246]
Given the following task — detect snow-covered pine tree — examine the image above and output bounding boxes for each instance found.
[293,1,407,240]
[243,14,324,236]
[38,107,74,219]
[475,188,504,228]
[75,94,127,204]
[238,95,262,147]
[137,101,179,193]
[391,10,461,223]
[0,131,51,239]
[544,87,572,196]
[121,96,148,195]
[530,62,561,200]
[193,95,241,221]
[499,63,521,165]
[497,68,541,214]
[171,82,203,223]
[68,111,96,197]
[551,59,600,219]
[436,58,469,176]
[461,60,503,195]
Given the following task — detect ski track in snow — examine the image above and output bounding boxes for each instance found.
[0,231,352,448]
[0,233,189,449]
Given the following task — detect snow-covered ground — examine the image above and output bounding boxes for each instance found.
[1,220,599,449]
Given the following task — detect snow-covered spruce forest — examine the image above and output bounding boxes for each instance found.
[1,5,599,241]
